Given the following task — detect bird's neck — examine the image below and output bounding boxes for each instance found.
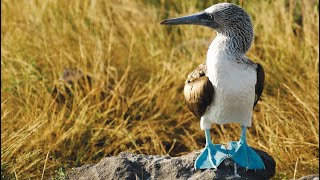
[207,31,252,57]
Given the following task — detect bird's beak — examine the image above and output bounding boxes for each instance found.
[160,11,208,26]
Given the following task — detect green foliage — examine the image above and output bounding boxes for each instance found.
[54,167,68,180]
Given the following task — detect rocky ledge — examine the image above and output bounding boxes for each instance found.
[67,149,276,180]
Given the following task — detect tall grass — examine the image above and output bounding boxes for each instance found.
[1,0,318,179]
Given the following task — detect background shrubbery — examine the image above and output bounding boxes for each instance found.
[1,0,318,179]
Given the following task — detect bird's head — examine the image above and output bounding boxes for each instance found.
[160,3,254,53]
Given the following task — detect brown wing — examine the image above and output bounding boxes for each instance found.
[254,63,265,107]
[184,62,214,118]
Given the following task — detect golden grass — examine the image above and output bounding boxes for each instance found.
[1,0,318,179]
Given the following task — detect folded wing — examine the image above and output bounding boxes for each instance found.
[184,62,214,118]
[254,63,265,107]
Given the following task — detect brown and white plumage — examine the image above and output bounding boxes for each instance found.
[161,2,266,128]
[184,62,265,119]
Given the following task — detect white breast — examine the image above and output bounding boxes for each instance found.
[200,46,256,130]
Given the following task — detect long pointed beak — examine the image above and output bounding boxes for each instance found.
[160,12,206,26]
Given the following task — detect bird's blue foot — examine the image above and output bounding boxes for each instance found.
[194,143,228,169]
[227,126,265,170]
[194,129,228,170]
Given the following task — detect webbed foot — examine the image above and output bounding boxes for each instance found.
[227,126,265,170]
[194,129,228,170]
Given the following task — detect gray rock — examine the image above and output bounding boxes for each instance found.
[297,174,319,180]
[67,149,276,180]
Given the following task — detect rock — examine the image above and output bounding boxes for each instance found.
[297,174,319,180]
[67,149,276,180]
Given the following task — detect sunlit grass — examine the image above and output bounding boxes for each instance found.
[1,0,318,179]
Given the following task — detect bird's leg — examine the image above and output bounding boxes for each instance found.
[227,126,265,170]
[194,129,228,170]
[204,128,211,146]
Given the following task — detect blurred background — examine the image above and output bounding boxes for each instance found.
[1,0,319,179]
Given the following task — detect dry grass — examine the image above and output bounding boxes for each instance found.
[1,0,318,179]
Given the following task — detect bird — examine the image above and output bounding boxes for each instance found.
[160,3,265,170]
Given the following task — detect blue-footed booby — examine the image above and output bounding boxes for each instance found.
[160,3,265,170]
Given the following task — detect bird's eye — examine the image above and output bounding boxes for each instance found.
[208,14,214,21]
